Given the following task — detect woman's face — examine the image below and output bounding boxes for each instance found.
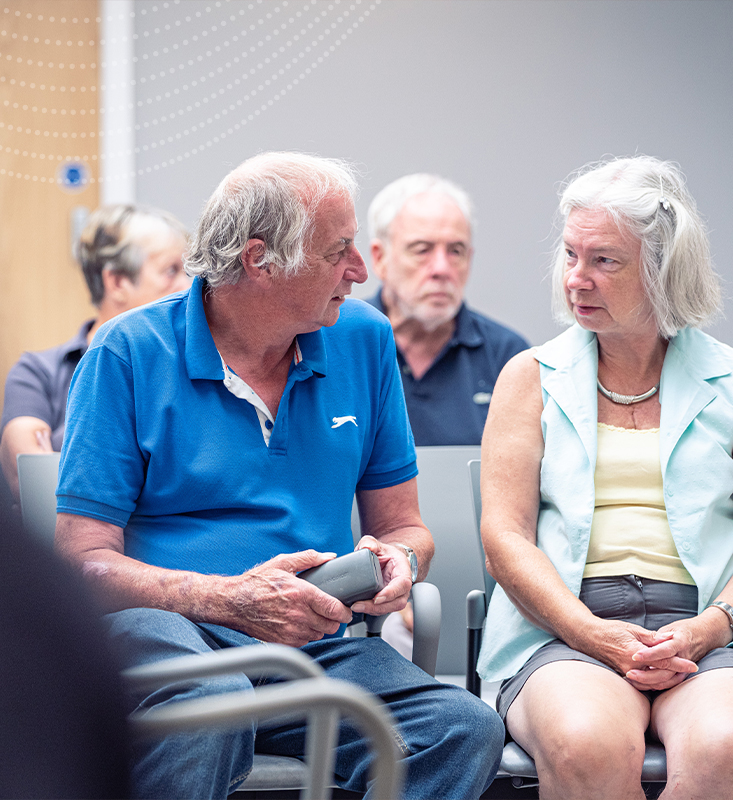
[562,207,656,340]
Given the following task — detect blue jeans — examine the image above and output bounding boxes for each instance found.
[105,608,504,799]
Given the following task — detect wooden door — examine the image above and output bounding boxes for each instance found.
[0,0,99,414]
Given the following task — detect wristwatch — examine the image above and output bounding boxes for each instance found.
[394,543,418,584]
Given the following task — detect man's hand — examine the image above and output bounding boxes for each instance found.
[233,550,353,647]
[349,535,413,617]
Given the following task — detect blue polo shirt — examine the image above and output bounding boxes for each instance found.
[365,291,529,445]
[57,279,417,576]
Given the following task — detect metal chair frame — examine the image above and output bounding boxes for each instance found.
[126,643,404,800]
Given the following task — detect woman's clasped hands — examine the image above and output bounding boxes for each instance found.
[592,618,702,692]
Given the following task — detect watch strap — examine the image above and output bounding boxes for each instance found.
[393,543,418,584]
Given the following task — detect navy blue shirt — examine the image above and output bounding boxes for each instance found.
[365,291,529,446]
[1,321,93,451]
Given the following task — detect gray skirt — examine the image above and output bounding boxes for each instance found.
[496,575,733,721]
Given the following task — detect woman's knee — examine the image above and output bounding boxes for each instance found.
[532,709,646,789]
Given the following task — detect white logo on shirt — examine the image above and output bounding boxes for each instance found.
[332,415,358,428]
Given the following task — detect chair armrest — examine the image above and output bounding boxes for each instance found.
[123,642,324,692]
[129,666,405,799]
[466,589,486,696]
[467,589,487,630]
[411,581,441,677]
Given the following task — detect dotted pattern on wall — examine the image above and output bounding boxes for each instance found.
[0,0,382,186]
[0,1,98,186]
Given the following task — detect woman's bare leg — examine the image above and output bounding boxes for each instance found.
[507,660,650,800]
[652,668,733,799]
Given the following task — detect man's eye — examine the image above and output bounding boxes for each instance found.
[327,250,345,264]
[598,257,616,265]
[565,249,577,261]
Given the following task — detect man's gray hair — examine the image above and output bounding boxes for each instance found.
[78,204,188,306]
[185,152,360,288]
[367,173,474,244]
[551,155,722,338]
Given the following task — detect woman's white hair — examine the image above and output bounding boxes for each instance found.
[551,155,722,338]
[185,151,359,289]
[367,173,474,244]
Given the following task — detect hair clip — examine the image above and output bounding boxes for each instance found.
[659,176,670,211]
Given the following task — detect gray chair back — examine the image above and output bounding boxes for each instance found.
[17,452,61,544]
[351,446,474,675]
[415,446,483,675]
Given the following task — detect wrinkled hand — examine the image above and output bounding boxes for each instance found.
[350,535,412,617]
[233,550,353,647]
[588,618,697,692]
[625,615,726,690]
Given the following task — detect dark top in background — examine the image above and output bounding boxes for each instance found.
[365,292,529,446]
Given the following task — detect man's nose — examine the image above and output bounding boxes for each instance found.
[345,247,368,284]
[427,247,453,277]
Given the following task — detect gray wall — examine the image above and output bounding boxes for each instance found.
[133,0,733,347]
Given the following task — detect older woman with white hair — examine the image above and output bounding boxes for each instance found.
[478,155,733,798]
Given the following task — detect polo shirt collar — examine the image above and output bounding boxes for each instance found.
[184,276,328,380]
[451,302,484,348]
[185,278,227,380]
[295,328,327,377]
[63,319,95,361]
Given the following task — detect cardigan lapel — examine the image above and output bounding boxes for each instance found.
[659,328,730,474]
[536,326,599,470]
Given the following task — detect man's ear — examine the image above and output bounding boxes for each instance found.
[101,269,133,306]
[370,239,387,281]
[240,239,271,280]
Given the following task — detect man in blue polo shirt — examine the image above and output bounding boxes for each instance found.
[366,174,529,446]
[55,152,503,799]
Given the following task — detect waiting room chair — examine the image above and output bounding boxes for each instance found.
[126,643,403,800]
[16,450,441,795]
[466,458,667,790]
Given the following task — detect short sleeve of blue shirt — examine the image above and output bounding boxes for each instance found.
[57,286,417,576]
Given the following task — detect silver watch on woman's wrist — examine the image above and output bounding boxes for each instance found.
[393,543,418,584]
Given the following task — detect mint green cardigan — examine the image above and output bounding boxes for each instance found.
[478,324,733,682]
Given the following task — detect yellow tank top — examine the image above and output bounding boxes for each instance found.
[583,423,694,585]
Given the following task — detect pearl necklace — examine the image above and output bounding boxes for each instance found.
[597,379,659,405]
